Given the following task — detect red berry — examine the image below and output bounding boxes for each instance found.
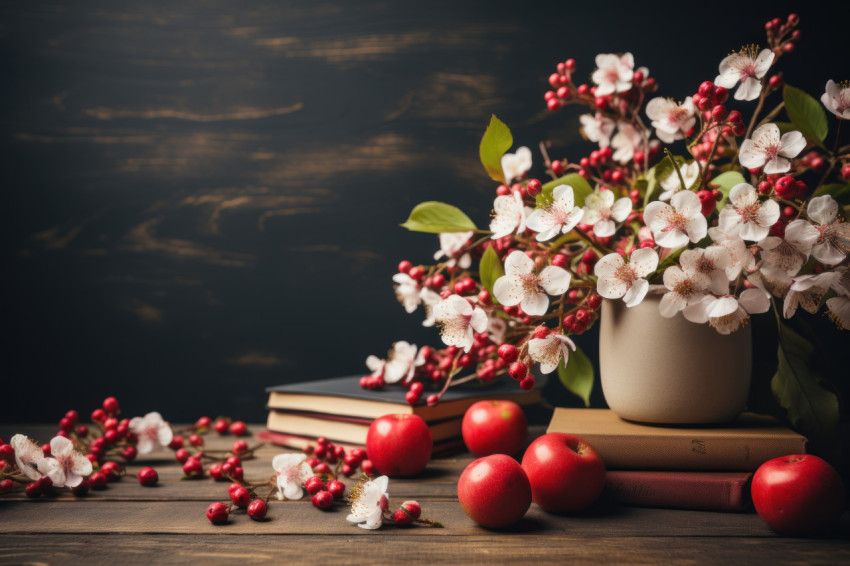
[783,206,796,218]
[169,436,185,450]
[556,86,570,99]
[758,180,773,195]
[0,478,13,494]
[58,417,74,432]
[768,75,783,89]
[100,461,123,481]
[405,390,421,405]
[509,362,528,380]
[587,294,602,310]
[526,179,542,197]
[408,266,425,281]
[394,508,415,526]
[210,464,224,481]
[189,434,203,447]
[774,176,797,199]
[232,440,249,455]
[519,376,536,390]
[727,110,743,124]
[102,397,120,415]
[305,476,324,495]
[313,462,331,474]
[713,86,729,104]
[711,105,727,121]
[497,344,519,363]
[76,425,89,437]
[397,260,412,274]
[697,190,717,215]
[206,502,229,524]
[230,486,251,508]
[229,421,248,436]
[247,499,268,521]
[496,184,511,196]
[71,478,90,497]
[361,459,375,476]
[175,448,190,463]
[327,480,346,499]
[183,458,203,476]
[137,467,158,486]
[91,408,106,423]
[214,419,229,435]
[477,289,491,304]
[426,394,440,407]
[312,490,334,510]
[783,43,794,53]
[548,73,560,89]
[810,157,826,173]
[842,164,850,181]
[25,482,43,498]
[551,160,564,175]
[89,472,108,490]
[103,417,118,431]
[195,416,211,429]
[120,446,137,462]
[547,98,560,112]
[698,81,714,98]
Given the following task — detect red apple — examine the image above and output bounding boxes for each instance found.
[521,433,606,513]
[457,454,532,528]
[752,454,845,536]
[462,400,528,457]
[365,414,432,476]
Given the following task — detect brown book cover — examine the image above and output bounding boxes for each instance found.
[547,408,807,471]
[265,410,463,445]
[266,375,540,421]
[606,470,753,511]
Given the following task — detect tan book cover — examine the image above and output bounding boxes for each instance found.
[547,408,807,471]
[266,411,463,445]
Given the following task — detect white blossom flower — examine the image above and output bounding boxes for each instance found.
[36,436,92,488]
[365,355,386,378]
[392,273,422,314]
[591,53,636,96]
[526,185,584,241]
[419,287,442,327]
[821,80,850,119]
[738,123,806,175]
[594,249,659,307]
[646,97,697,143]
[806,195,850,266]
[659,266,711,319]
[826,296,850,329]
[490,191,531,239]
[272,453,313,501]
[383,341,420,384]
[347,475,389,530]
[783,268,846,319]
[579,113,616,147]
[493,251,571,316]
[10,434,45,481]
[501,146,532,183]
[528,333,576,374]
[685,289,770,334]
[750,265,794,300]
[128,412,173,455]
[715,47,774,101]
[680,246,732,295]
[709,226,754,280]
[434,295,488,353]
[761,219,818,275]
[486,316,507,344]
[644,190,707,249]
[611,122,647,164]
[582,188,632,238]
[433,231,473,269]
[658,161,700,201]
[718,183,780,242]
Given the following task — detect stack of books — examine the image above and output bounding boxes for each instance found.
[260,375,541,453]
[547,408,807,512]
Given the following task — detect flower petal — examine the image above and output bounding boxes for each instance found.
[779,130,806,158]
[539,266,571,295]
[623,278,649,307]
[521,292,549,316]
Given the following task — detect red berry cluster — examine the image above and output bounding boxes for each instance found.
[544,57,656,114]
[304,437,372,478]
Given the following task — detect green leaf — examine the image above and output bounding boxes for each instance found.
[557,344,594,407]
[537,173,594,208]
[640,169,656,207]
[771,321,839,441]
[813,183,850,205]
[400,201,477,233]
[783,84,828,146]
[479,246,504,301]
[711,171,746,210]
[774,122,797,136]
[479,115,513,183]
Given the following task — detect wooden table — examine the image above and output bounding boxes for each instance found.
[2,425,848,565]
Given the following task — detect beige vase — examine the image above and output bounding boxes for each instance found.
[599,295,752,424]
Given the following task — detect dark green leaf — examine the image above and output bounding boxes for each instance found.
[479,246,504,301]
[813,183,850,205]
[771,321,839,441]
[537,173,594,208]
[557,344,594,407]
[711,171,746,210]
[400,201,478,233]
[479,115,513,183]
[783,84,828,146]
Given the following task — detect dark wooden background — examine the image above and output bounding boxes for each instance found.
[1,0,842,423]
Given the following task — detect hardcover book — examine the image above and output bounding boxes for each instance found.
[265,374,541,421]
[547,408,807,470]
[606,470,753,511]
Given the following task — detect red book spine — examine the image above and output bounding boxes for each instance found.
[606,471,753,512]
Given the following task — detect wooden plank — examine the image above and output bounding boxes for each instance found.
[0,499,796,538]
[1,534,850,566]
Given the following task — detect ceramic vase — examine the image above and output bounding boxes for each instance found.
[598,294,752,424]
